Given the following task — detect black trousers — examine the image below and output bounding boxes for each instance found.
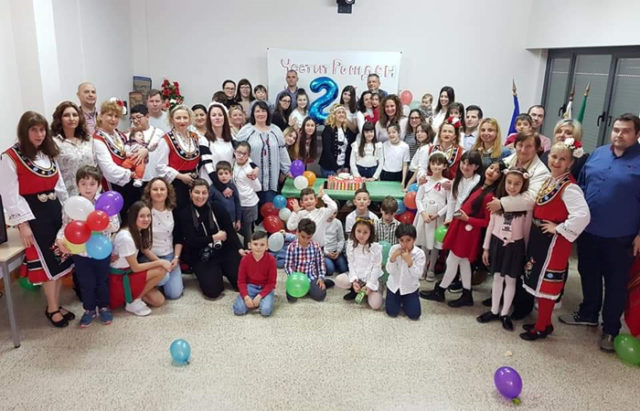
[192,249,240,299]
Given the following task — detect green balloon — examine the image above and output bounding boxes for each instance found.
[379,241,391,265]
[435,226,448,243]
[286,272,310,298]
[614,334,640,366]
[18,277,39,291]
[409,101,421,110]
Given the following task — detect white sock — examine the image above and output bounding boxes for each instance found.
[460,258,472,290]
[491,274,504,315]
[440,253,461,288]
[501,276,517,316]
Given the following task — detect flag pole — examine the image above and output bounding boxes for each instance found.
[508,78,520,134]
[577,82,590,123]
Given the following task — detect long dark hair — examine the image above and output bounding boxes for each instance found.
[406,109,426,134]
[141,177,177,211]
[494,167,529,216]
[205,103,232,142]
[467,161,506,217]
[235,78,255,102]
[250,101,272,126]
[435,86,455,114]
[451,150,483,199]
[51,101,89,141]
[357,91,372,113]
[16,111,60,159]
[299,117,318,161]
[126,201,153,251]
[275,93,292,118]
[379,94,404,126]
[350,218,376,247]
[358,121,377,158]
[340,85,357,113]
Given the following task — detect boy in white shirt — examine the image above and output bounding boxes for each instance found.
[324,211,348,276]
[287,187,338,247]
[345,188,379,235]
[385,224,425,320]
[233,142,261,248]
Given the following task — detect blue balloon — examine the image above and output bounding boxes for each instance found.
[396,199,406,215]
[308,76,338,124]
[85,233,113,260]
[273,195,287,210]
[408,183,418,192]
[170,339,191,365]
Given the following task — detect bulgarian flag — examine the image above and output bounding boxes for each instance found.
[576,82,591,123]
[508,79,520,134]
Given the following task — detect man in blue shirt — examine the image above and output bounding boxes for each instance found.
[560,113,640,352]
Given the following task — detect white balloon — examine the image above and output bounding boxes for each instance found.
[293,175,309,190]
[63,196,94,221]
[279,207,292,222]
[268,232,285,252]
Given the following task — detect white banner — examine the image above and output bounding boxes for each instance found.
[267,48,402,109]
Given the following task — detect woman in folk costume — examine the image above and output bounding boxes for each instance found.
[0,112,74,327]
[520,140,590,341]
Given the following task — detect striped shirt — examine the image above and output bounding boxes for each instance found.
[284,239,326,281]
[375,219,400,245]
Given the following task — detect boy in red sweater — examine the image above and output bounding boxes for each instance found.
[232,231,277,316]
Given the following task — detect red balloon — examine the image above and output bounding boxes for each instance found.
[395,211,415,225]
[263,215,284,234]
[286,198,297,211]
[260,202,279,218]
[64,220,91,244]
[403,192,417,209]
[86,210,110,232]
[400,90,413,105]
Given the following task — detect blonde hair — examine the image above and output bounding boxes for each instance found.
[168,104,193,128]
[325,104,347,129]
[553,119,583,142]
[471,118,503,159]
[97,101,123,126]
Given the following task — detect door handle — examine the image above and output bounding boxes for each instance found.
[596,112,605,127]
[607,115,612,127]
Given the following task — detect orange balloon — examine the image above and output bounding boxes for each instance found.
[61,275,74,289]
[303,170,316,187]
[404,191,417,209]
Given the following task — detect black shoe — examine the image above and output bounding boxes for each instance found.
[482,297,492,307]
[59,306,76,321]
[519,328,551,341]
[522,323,554,335]
[324,279,335,289]
[500,315,514,331]
[420,285,445,302]
[45,309,69,328]
[448,280,463,294]
[286,293,298,303]
[343,289,357,301]
[448,289,473,308]
[476,311,499,323]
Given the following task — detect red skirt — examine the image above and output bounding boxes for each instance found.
[442,219,484,262]
[109,269,147,309]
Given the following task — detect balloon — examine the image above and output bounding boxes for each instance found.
[435,226,448,243]
[260,202,279,218]
[95,191,124,217]
[286,198,297,211]
[409,101,421,110]
[308,76,339,124]
[303,170,317,187]
[408,183,418,192]
[64,238,86,254]
[85,233,113,260]
[286,272,311,298]
[403,192,417,209]
[279,207,292,222]
[61,275,74,288]
[273,195,287,210]
[400,90,413,105]
[263,215,284,234]
[170,339,191,365]
[396,199,406,215]
[86,210,110,231]
[64,221,91,245]
[18,277,39,291]
[379,241,391,265]
[396,211,415,225]
[293,175,309,190]
[63,196,94,221]
[290,160,305,178]
[268,232,285,252]
[614,334,640,365]
[494,367,523,403]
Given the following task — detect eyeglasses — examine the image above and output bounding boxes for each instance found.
[131,115,145,121]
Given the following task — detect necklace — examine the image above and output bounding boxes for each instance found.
[536,173,570,204]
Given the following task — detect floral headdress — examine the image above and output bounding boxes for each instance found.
[446,116,462,129]
[561,138,584,158]
[109,97,127,116]
[161,78,184,111]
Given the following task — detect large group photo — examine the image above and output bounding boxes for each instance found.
[1,1,640,410]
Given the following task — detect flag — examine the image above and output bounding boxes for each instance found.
[562,100,573,120]
[508,79,519,134]
[577,82,590,123]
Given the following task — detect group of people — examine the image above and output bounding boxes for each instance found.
[1,72,639,355]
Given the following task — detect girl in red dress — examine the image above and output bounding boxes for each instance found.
[0,112,74,327]
[422,161,506,307]
[430,118,464,180]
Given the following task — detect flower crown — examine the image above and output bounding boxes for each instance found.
[109,97,127,116]
[561,138,584,158]
[446,116,462,129]
[503,167,530,179]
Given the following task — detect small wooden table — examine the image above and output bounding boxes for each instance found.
[1,228,25,348]
[281,178,405,201]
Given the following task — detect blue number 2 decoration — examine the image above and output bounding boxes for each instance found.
[308,76,338,124]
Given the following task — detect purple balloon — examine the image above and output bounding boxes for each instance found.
[494,366,522,400]
[290,160,305,177]
[95,191,124,217]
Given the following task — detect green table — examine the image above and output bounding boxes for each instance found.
[281,178,405,201]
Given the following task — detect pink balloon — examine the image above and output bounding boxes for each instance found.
[400,90,413,106]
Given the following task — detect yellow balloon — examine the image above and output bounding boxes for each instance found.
[64,238,86,254]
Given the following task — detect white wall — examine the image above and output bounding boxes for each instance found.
[527,0,640,49]
[0,0,25,145]
[133,0,545,131]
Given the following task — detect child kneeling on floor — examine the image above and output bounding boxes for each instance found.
[385,224,425,320]
[233,231,277,317]
[336,218,383,309]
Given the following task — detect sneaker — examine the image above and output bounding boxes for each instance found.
[425,271,436,282]
[125,299,151,316]
[79,310,96,328]
[98,307,113,325]
[324,278,335,289]
[558,312,598,327]
[599,333,615,353]
[448,280,463,294]
[343,289,357,300]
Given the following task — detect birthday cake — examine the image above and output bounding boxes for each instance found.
[327,174,364,191]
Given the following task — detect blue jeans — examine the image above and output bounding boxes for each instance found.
[357,165,378,179]
[140,252,183,299]
[324,254,348,276]
[321,168,337,178]
[385,289,421,320]
[233,284,275,316]
[71,255,110,311]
